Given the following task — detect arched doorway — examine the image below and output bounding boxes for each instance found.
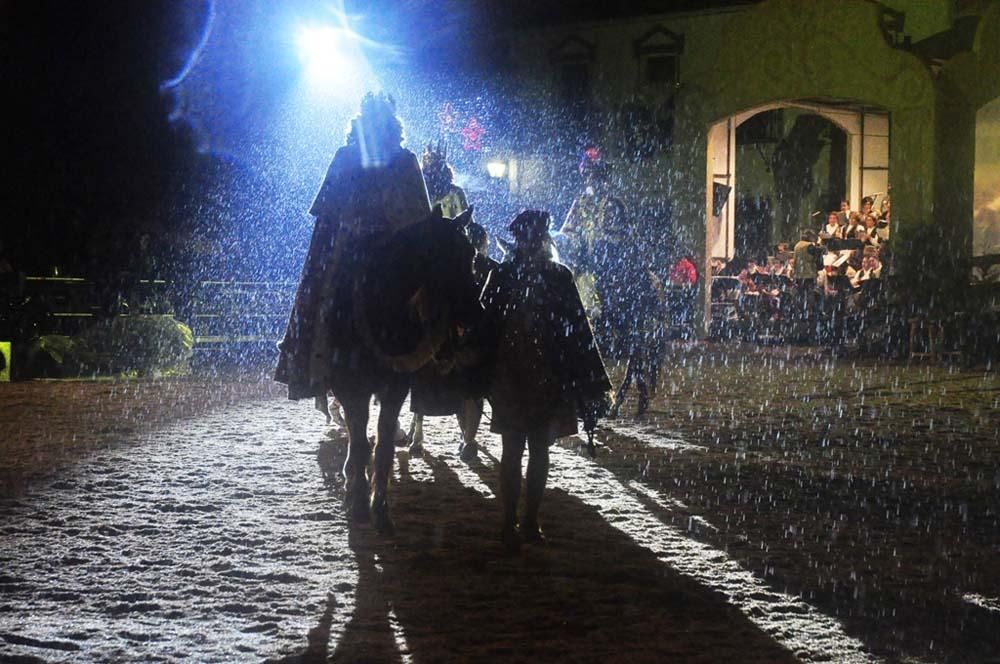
[660,0,943,335]
[707,100,889,265]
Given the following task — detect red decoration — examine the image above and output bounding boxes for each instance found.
[584,146,601,162]
[460,116,485,152]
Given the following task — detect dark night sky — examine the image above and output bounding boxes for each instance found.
[2,0,754,276]
[4,1,194,272]
[2,0,495,275]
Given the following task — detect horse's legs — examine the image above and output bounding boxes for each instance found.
[522,431,550,543]
[407,413,424,454]
[499,433,526,550]
[611,353,637,418]
[634,350,650,417]
[458,398,483,462]
[370,380,408,533]
[338,391,372,523]
[648,346,660,397]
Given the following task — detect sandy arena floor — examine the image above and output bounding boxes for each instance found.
[1,344,998,663]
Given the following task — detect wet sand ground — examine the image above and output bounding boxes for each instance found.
[1,344,998,663]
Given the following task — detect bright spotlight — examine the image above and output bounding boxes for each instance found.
[295,25,368,95]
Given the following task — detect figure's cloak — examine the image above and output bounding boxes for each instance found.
[481,256,612,435]
[274,145,430,400]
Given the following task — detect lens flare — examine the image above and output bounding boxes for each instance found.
[295,25,370,97]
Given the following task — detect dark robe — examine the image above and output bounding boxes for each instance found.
[274,144,430,400]
[407,252,498,416]
[481,251,612,438]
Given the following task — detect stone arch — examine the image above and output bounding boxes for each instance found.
[707,99,889,260]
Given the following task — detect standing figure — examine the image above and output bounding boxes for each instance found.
[792,229,823,339]
[559,148,627,346]
[421,142,468,217]
[457,222,500,458]
[667,253,699,333]
[483,210,612,550]
[606,228,665,419]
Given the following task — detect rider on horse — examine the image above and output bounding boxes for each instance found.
[406,143,482,458]
[559,148,628,339]
[276,92,457,530]
[275,92,431,410]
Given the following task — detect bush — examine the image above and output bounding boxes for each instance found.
[25,315,194,378]
[75,315,194,376]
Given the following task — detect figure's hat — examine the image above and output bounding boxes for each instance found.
[422,141,448,171]
[509,210,551,243]
[359,91,397,119]
[579,144,610,179]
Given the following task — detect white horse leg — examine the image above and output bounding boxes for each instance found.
[458,398,483,462]
[407,414,424,454]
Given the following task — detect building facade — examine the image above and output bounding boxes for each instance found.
[503,0,1000,331]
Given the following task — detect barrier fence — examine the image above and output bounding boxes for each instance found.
[1,275,296,351]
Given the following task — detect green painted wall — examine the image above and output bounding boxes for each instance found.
[666,0,948,323]
[508,0,1000,324]
[879,0,954,42]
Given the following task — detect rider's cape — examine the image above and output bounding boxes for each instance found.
[274,145,430,400]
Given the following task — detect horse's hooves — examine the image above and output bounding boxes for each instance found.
[369,488,394,534]
[459,442,479,463]
[370,502,394,535]
[635,398,649,418]
[346,493,371,523]
[345,482,369,524]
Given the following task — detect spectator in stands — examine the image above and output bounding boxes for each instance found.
[837,199,852,226]
[844,212,865,240]
[860,196,873,216]
[861,215,883,248]
[850,253,883,287]
[822,211,842,238]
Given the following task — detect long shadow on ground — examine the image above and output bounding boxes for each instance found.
[302,444,799,663]
[592,417,1000,664]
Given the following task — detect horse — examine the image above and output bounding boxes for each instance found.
[332,206,481,533]
[551,229,664,418]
